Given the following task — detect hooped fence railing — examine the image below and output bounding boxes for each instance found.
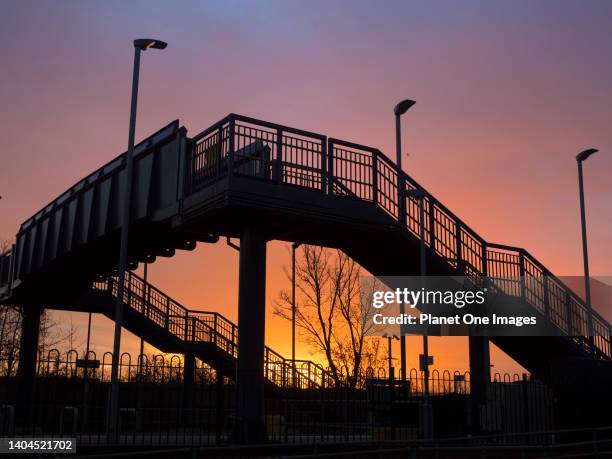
[186,113,611,359]
[92,271,331,389]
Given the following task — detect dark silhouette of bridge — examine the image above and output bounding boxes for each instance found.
[0,114,610,442]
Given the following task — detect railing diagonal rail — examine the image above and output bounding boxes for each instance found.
[92,271,330,388]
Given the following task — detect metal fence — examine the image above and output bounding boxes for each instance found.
[0,349,555,447]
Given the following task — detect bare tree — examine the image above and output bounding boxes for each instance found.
[274,245,385,388]
[0,305,21,376]
[0,239,20,376]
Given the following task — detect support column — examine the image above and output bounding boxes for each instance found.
[469,335,490,435]
[17,305,42,410]
[235,227,267,443]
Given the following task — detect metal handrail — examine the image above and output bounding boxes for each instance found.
[92,270,328,388]
[187,114,611,358]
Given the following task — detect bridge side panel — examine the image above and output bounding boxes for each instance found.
[6,121,182,291]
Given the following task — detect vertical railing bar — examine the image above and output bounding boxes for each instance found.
[455,221,462,270]
[565,291,573,336]
[276,129,283,184]
[320,138,327,193]
[228,117,235,183]
[519,251,526,303]
[372,151,378,204]
[426,198,434,254]
[328,140,335,196]
[165,298,170,330]
[213,314,218,346]
[184,311,188,342]
[543,272,550,323]
[482,245,488,277]
[216,125,223,181]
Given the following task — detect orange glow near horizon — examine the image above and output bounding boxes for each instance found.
[2,1,612,377]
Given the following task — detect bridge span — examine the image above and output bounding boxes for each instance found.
[1,113,610,441]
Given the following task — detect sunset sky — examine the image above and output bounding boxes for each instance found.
[1,0,611,375]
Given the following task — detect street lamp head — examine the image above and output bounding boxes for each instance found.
[382,333,400,340]
[133,39,168,50]
[394,99,416,116]
[576,148,598,162]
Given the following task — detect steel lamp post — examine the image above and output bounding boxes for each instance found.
[576,148,599,354]
[394,99,415,381]
[108,38,167,437]
[291,242,302,387]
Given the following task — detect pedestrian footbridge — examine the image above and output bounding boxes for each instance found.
[1,113,610,437]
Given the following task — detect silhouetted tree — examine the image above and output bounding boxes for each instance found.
[274,245,384,388]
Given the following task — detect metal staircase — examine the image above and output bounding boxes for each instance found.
[1,113,610,389]
[88,271,329,389]
[185,114,612,365]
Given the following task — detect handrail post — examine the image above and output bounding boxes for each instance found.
[397,173,405,227]
[429,198,436,252]
[213,314,218,345]
[184,311,188,341]
[519,251,527,302]
[327,140,335,195]
[275,129,283,184]
[231,325,236,356]
[371,151,378,204]
[321,138,328,195]
[543,273,550,322]
[216,125,223,181]
[145,281,150,318]
[165,298,170,329]
[126,272,132,306]
[455,222,462,266]
[228,116,235,182]
[565,291,573,336]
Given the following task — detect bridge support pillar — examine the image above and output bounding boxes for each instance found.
[469,336,490,435]
[17,305,42,411]
[235,227,267,444]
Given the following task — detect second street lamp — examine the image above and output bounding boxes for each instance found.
[291,241,302,387]
[576,148,599,354]
[394,98,415,382]
[108,38,167,438]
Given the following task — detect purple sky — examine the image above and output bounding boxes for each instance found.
[1,0,611,373]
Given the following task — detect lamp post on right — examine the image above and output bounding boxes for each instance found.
[394,99,432,438]
[576,148,599,353]
[291,241,302,387]
[393,99,415,382]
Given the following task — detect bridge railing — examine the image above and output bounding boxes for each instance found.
[187,114,611,358]
[92,271,329,388]
[189,114,327,194]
